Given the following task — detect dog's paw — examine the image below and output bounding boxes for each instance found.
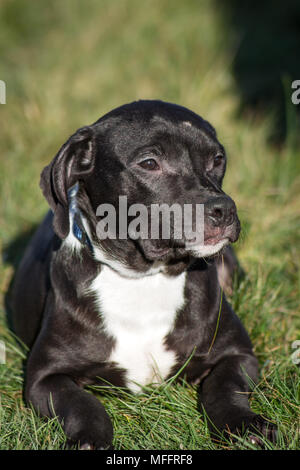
[76,442,113,450]
[245,415,278,447]
[66,436,113,451]
[225,413,277,447]
[65,421,114,450]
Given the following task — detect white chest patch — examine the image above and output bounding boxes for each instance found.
[90,266,186,393]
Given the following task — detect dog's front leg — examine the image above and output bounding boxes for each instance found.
[198,354,277,444]
[25,373,113,449]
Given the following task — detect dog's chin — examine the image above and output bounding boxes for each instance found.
[186,237,230,258]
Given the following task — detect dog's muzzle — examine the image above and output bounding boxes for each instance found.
[203,195,240,245]
[135,195,240,261]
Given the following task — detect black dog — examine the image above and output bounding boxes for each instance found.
[12,100,276,449]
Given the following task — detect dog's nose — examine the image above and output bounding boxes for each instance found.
[205,196,236,227]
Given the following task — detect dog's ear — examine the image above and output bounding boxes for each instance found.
[40,126,95,239]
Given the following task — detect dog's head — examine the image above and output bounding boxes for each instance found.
[41,100,240,275]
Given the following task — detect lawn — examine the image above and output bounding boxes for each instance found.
[0,0,299,450]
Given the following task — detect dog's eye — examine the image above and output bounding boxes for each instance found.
[213,154,224,167]
[138,158,160,171]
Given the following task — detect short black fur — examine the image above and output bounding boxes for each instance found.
[11,100,276,449]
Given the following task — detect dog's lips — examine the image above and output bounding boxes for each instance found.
[204,235,225,245]
[204,221,240,245]
[138,219,240,261]
[185,221,240,250]
[186,229,225,247]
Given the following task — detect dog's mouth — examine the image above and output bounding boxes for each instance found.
[187,221,240,247]
[137,221,240,262]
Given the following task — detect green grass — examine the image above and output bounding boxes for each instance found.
[0,0,299,450]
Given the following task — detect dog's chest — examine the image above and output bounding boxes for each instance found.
[90,267,186,392]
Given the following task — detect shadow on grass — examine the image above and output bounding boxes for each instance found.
[1,226,38,403]
[2,224,38,333]
[217,0,300,144]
